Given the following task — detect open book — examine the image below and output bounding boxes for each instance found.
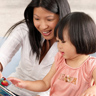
[0,85,16,96]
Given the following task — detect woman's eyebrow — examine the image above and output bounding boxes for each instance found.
[33,14,39,17]
[34,14,54,18]
[46,15,54,18]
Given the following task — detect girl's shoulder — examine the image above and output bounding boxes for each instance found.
[54,52,64,69]
[83,56,96,75]
[55,52,63,61]
[87,56,96,67]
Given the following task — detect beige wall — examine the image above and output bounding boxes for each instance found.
[0,0,31,37]
[0,0,96,37]
[68,0,96,23]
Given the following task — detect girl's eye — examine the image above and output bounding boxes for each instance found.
[56,40,59,42]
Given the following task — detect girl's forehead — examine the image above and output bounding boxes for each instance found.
[57,28,69,39]
[63,29,69,39]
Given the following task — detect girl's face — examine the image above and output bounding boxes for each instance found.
[57,29,78,60]
[33,7,59,40]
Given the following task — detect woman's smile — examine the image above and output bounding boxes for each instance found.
[42,30,52,36]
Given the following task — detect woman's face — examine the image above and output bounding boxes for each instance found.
[33,7,59,40]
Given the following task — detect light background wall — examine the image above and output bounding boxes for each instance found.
[68,0,96,23]
[0,0,31,36]
[0,0,96,37]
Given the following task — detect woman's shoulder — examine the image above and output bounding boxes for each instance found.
[14,23,28,32]
[10,23,29,37]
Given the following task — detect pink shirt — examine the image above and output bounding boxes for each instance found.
[50,52,96,96]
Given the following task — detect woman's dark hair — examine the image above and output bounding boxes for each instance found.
[54,12,96,54]
[6,0,71,58]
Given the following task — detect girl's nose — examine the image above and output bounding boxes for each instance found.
[58,42,62,49]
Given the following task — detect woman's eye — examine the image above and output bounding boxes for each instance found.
[34,18,39,20]
[47,19,53,21]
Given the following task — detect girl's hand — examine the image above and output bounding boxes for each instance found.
[7,77,27,88]
[81,85,96,96]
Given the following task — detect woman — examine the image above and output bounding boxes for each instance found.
[0,0,70,96]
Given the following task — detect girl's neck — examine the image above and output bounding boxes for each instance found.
[65,55,89,68]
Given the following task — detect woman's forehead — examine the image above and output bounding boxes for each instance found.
[33,7,55,15]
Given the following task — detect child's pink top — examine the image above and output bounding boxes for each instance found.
[50,52,96,96]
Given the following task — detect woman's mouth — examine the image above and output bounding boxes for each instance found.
[42,30,52,36]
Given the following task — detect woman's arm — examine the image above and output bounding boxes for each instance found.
[0,24,26,70]
[8,62,56,92]
[0,62,3,79]
[0,62,3,72]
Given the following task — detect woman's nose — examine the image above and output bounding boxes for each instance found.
[39,21,48,30]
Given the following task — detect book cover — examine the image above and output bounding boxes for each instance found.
[0,77,16,96]
[0,85,16,96]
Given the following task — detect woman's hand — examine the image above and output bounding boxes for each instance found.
[0,71,2,79]
[7,77,27,88]
[81,85,96,96]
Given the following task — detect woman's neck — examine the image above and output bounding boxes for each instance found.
[48,37,56,47]
[39,37,56,64]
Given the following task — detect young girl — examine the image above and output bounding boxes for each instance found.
[8,12,96,96]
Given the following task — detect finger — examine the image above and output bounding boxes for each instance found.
[7,77,21,82]
[7,77,21,84]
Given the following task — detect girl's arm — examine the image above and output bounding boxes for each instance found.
[8,62,56,92]
[93,68,96,84]
[81,68,96,96]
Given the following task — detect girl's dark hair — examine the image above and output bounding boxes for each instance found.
[55,12,96,54]
[6,0,71,58]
